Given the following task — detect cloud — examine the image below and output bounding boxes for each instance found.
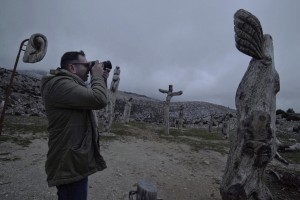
[1,0,299,112]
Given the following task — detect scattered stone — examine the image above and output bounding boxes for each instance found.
[204,160,210,165]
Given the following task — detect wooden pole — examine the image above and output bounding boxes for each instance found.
[0,39,28,135]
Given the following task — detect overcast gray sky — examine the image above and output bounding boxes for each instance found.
[1,0,299,111]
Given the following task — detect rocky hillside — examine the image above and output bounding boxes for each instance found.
[0,67,44,116]
[0,67,235,124]
[1,67,300,136]
[18,69,47,79]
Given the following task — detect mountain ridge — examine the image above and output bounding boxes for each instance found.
[0,67,235,123]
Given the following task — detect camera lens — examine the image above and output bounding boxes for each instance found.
[103,60,112,69]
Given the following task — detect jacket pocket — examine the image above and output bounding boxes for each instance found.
[58,135,90,178]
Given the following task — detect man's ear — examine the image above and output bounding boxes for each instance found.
[68,64,77,73]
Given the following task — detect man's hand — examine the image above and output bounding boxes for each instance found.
[90,60,104,77]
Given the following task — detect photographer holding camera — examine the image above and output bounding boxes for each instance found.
[40,50,111,200]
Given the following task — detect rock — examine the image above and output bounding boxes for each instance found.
[204,160,210,165]
[288,138,297,143]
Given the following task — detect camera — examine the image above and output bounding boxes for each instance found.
[89,60,112,71]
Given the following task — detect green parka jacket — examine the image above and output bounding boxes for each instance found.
[40,69,107,187]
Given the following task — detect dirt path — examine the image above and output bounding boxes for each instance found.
[0,136,226,200]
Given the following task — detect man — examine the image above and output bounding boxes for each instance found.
[40,50,109,200]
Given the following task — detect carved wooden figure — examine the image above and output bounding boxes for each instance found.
[122,97,133,123]
[23,33,47,63]
[178,105,184,131]
[110,66,121,93]
[221,114,230,139]
[220,9,280,200]
[103,66,121,133]
[208,114,213,133]
[222,122,229,139]
[159,85,183,134]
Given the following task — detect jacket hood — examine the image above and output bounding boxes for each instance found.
[40,68,85,93]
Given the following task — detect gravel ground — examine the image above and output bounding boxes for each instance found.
[0,136,226,200]
[1,119,299,200]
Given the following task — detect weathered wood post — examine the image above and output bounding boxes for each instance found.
[222,122,229,139]
[129,180,160,200]
[208,114,214,133]
[122,97,133,123]
[136,180,157,200]
[103,66,120,134]
[178,105,184,131]
[159,85,183,134]
[221,114,230,139]
[220,9,280,200]
[0,101,4,114]
[109,66,121,117]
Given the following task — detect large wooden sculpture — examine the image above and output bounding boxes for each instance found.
[220,9,280,200]
[23,33,47,63]
[0,33,47,135]
[103,66,120,134]
[159,85,183,134]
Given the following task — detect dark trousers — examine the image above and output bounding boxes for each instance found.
[56,177,88,200]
